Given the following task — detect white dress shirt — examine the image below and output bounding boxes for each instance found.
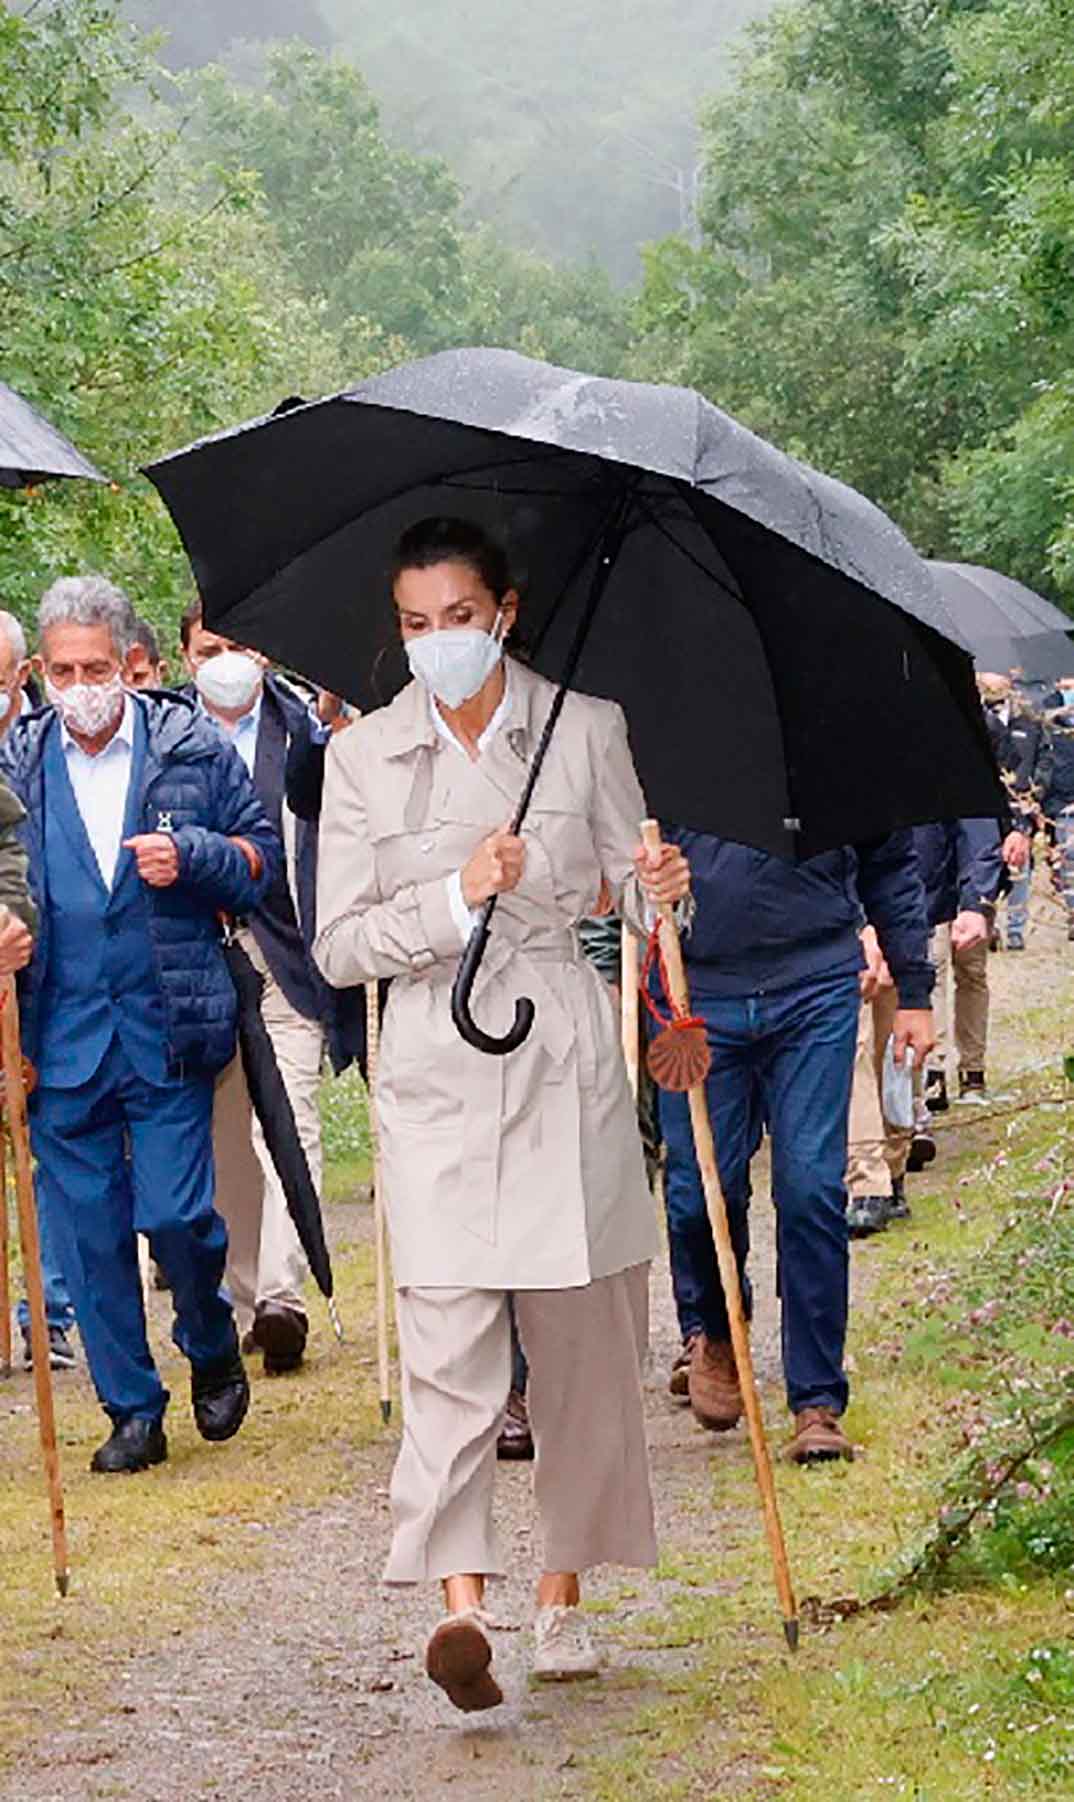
[428,671,514,943]
[61,695,135,890]
[208,692,263,773]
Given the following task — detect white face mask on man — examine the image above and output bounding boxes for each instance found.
[405,613,506,710]
[195,649,263,712]
[45,670,125,738]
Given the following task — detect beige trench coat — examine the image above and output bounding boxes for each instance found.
[313,658,659,1291]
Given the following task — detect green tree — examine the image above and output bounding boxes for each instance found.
[630,0,1074,606]
[188,45,465,352]
[0,4,371,640]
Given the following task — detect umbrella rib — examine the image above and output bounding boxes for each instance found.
[632,489,746,609]
[527,487,641,662]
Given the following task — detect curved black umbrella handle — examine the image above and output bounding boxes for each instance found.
[450,896,535,1055]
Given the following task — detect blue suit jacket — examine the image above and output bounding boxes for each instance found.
[3,692,281,1080]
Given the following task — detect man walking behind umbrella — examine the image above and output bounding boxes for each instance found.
[978,673,1050,950]
[659,827,934,1462]
[1,576,280,1473]
[180,599,357,1374]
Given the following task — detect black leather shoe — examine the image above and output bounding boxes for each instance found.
[90,1417,167,1475]
[251,1300,308,1375]
[191,1353,250,1442]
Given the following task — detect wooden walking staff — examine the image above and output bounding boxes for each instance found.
[640,822,798,1650]
[0,1132,11,1377]
[0,975,69,1597]
[620,926,640,1100]
[364,982,392,1424]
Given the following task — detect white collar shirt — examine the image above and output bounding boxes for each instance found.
[60,694,136,890]
[427,664,513,759]
[202,692,262,774]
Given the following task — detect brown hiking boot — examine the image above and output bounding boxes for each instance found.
[783,1407,854,1464]
[668,1334,698,1402]
[688,1334,743,1432]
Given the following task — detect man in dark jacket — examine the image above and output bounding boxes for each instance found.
[657,829,933,1463]
[1042,691,1074,940]
[180,600,360,1373]
[3,576,280,1474]
[916,818,1004,1105]
[979,673,1051,949]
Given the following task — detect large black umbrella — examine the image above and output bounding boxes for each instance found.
[147,349,1003,1050]
[927,560,1074,681]
[0,382,105,488]
[222,934,335,1305]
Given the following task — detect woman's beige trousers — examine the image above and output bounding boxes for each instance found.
[385,1263,657,1583]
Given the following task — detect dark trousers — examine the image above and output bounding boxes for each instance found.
[658,968,859,1415]
[29,1035,237,1425]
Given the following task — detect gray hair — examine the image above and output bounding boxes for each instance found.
[38,574,137,658]
[0,610,27,662]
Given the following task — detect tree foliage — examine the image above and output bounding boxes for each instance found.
[631,0,1074,609]
[0,4,629,641]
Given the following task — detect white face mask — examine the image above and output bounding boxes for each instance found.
[45,670,125,738]
[405,616,505,710]
[0,688,12,725]
[195,649,263,712]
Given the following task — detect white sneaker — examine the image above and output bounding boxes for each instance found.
[532,1605,601,1681]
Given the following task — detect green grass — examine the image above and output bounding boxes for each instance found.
[0,1212,381,1769]
[319,1062,373,1200]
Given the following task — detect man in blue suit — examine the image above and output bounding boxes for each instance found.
[3,575,281,1474]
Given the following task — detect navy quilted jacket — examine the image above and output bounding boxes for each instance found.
[2,691,282,1078]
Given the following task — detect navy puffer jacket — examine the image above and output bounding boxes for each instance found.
[2,692,281,1078]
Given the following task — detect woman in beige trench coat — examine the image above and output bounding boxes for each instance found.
[314,516,689,1712]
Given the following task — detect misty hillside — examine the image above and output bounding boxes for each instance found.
[322,0,774,278]
[126,0,773,279]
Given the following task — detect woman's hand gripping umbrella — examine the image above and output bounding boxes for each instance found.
[639,819,799,1652]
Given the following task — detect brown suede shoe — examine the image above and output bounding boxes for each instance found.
[688,1334,743,1432]
[783,1406,854,1464]
[425,1611,503,1713]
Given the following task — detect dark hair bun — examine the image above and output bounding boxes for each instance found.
[392,517,513,601]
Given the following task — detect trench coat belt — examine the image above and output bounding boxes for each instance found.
[458,927,587,1236]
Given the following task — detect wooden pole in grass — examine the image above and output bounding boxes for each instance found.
[620,926,640,1101]
[364,982,392,1424]
[1,975,69,1596]
[0,1132,11,1377]
[640,821,798,1649]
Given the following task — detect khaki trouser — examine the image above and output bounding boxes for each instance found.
[212,929,323,1336]
[929,924,989,1075]
[386,1265,657,1584]
[846,986,912,1197]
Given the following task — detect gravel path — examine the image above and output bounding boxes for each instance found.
[3,885,1068,1802]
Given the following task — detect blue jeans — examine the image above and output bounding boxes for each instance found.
[658,968,860,1415]
[29,1036,237,1425]
[16,1178,76,1335]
